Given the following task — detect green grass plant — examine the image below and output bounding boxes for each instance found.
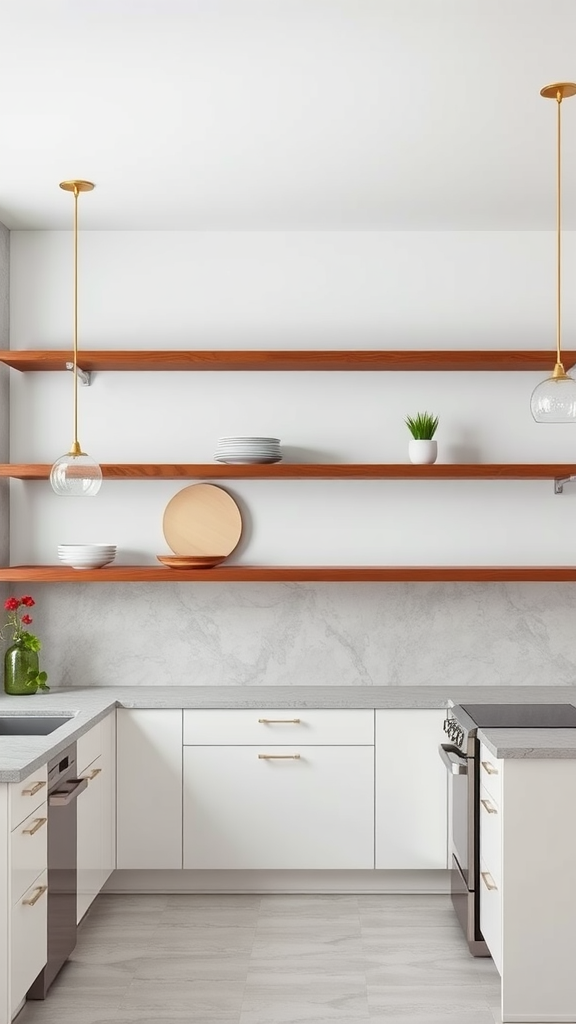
[405,412,439,440]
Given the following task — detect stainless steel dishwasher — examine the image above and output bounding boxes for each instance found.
[27,743,87,999]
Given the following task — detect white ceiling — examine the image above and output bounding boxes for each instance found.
[2,0,576,230]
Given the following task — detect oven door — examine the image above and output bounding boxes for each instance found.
[438,743,470,885]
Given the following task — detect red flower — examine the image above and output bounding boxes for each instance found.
[4,597,20,611]
[21,614,32,625]
[20,596,35,608]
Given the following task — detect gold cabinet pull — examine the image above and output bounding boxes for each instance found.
[22,780,47,797]
[480,798,497,815]
[481,871,498,892]
[481,760,498,776]
[85,768,102,781]
[22,816,47,836]
[258,718,301,724]
[258,754,301,760]
[23,884,48,907]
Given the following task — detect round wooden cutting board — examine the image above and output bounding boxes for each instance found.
[162,483,242,556]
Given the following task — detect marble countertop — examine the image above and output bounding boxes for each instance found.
[1,684,576,781]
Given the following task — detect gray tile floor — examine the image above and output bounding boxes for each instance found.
[17,893,502,1024]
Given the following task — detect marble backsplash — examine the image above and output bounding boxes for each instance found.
[27,582,576,689]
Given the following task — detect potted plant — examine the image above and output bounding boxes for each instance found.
[405,412,439,465]
[1,595,49,695]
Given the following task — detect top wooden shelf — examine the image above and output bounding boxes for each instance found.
[0,350,574,372]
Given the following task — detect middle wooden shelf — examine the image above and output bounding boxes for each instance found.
[1,463,574,480]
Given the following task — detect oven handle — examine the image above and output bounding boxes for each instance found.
[49,777,88,806]
[438,744,468,775]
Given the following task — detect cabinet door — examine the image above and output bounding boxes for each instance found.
[77,755,102,923]
[11,870,48,1015]
[116,709,182,869]
[375,709,447,869]
[183,745,374,870]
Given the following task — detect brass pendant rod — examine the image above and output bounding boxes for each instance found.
[557,90,563,371]
[71,183,80,454]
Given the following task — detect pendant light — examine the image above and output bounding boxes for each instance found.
[50,180,102,495]
[531,83,576,422]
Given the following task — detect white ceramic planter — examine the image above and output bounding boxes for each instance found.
[408,439,438,465]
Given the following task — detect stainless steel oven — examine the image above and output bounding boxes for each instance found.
[439,701,576,957]
[439,720,488,956]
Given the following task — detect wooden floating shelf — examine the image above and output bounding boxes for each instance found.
[1,566,576,582]
[0,349,575,372]
[0,464,575,481]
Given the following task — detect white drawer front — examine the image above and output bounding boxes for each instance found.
[77,719,103,774]
[478,743,502,806]
[479,858,502,975]
[10,801,48,905]
[11,870,48,1014]
[479,785,501,890]
[183,708,374,746]
[10,766,48,831]
[184,744,375,869]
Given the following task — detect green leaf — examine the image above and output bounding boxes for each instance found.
[37,672,48,684]
[38,681,50,691]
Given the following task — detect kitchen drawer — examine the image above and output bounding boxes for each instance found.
[479,784,501,890]
[183,708,374,746]
[10,801,48,905]
[479,858,502,976]
[10,765,48,830]
[77,718,103,774]
[478,743,502,806]
[11,870,48,1015]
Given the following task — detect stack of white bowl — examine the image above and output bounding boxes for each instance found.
[214,437,282,464]
[58,544,117,570]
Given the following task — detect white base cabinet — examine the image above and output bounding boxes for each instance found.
[116,709,183,869]
[183,744,374,870]
[76,710,117,923]
[375,710,447,869]
[10,870,48,1017]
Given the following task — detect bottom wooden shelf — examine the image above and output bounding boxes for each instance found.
[1,565,576,582]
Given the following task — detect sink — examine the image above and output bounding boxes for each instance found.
[0,716,73,736]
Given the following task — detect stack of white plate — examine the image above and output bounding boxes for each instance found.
[214,437,282,464]
[58,544,117,570]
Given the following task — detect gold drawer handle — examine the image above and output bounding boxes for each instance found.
[258,754,301,760]
[23,884,48,907]
[481,761,498,776]
[22,816,47,836]
[258,719,301,724]
[480,798,497,815]
[481,871,498,892]
[85,768,102,782]
[22,780,46,797]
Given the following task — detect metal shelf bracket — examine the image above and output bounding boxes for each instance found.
[65,362,91,386]
[554,475,576,494]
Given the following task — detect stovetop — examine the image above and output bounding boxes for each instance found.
[460,703,576,728]
[445,703,576,753]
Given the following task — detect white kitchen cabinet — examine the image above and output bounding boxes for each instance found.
[183,744,374,870]
[116,709,182,869]
[375,709,447,869]
[10,870,48,1016]
[77,711,116,922]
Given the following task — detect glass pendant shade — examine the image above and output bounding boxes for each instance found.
[50,450,103,497]
[530,369,576,422]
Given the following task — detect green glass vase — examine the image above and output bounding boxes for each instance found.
[4,643,40,695]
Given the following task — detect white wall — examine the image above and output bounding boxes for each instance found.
[8,230,576,687]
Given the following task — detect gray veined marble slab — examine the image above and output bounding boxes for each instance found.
[478,725,576,758]
[1,684,576,780]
